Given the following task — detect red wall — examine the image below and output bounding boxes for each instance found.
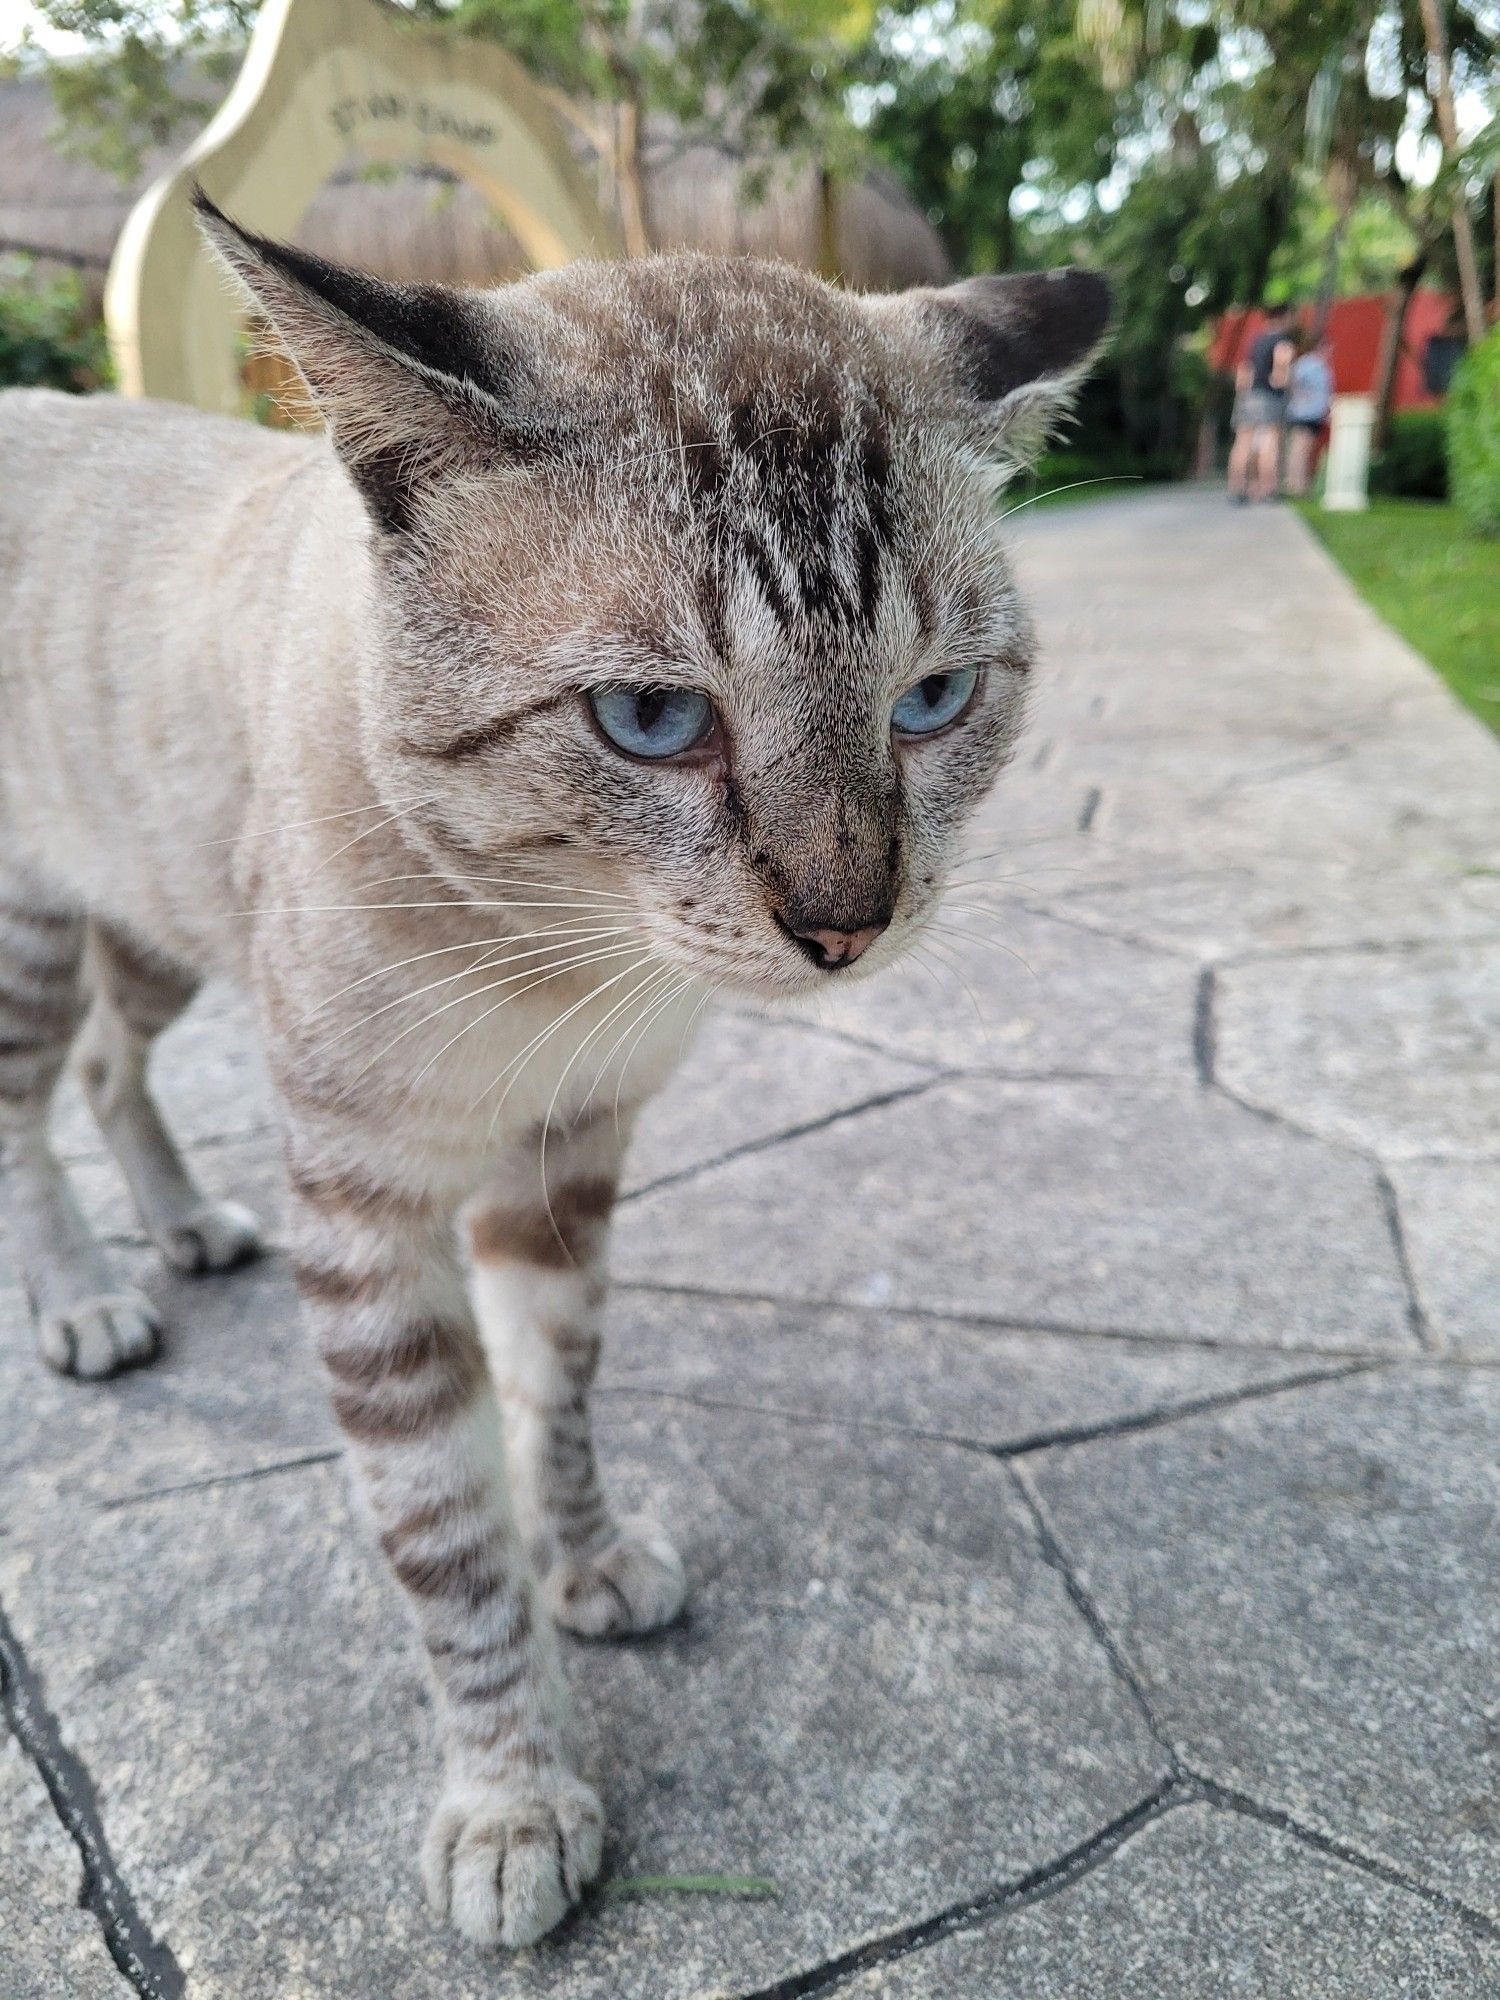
[1210,293,1456,409]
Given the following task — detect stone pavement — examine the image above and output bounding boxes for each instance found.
[3,490,1498,1998]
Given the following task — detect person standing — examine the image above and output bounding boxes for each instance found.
[1285,336,1335,497]
[1228,303,1297,503]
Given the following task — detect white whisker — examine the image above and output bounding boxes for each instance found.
[354,871,637,905]
[351,940,644,1095]
[311,802,428,878]
[537,963,677,1230]
[920,931,992,1043]
[297,926,638,1058]
[478,953,660,1150]
[298,919,636,1024]
[997,475,1140,524]
[187,795,435,851]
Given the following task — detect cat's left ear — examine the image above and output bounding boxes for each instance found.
[193,189,534,534]
[875,268,1113,466]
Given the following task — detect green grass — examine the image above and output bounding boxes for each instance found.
[1297,499,1500,737]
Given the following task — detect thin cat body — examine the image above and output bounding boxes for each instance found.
[0,209,1107,1949]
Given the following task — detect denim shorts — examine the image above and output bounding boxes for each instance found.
[1233,389,1287,430]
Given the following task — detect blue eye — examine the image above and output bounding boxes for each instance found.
[892,666,979,738]
[588,686,716,760]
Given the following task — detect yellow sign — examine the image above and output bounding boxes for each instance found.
[106,0,619,411]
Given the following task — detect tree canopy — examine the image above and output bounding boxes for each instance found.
[6,0,1496,460]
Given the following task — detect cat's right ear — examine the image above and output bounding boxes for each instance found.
[192,189,531,533]
[872,267,1113,471]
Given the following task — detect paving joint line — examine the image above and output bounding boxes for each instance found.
[619,1075,954,1203]
[1190,1772,1500,1944]
[719,1008,1172,1088]
[1012,896,1206,964]
[1199,1074,1447,1348]
[717,1007,950,1076]
[1373,1168,1436,1351]
[726,1777,1187,2000]
[990,1360,1382,1461]
[1009,1459,1178,1762]
[1217,930,1500,968]
[1192,965,1217,1085]
[97,1447,341,1513]
[599,1360,1382,1464]
[1003,1430,1500,1949]
[0,1596,185,1999]
[610,1276,1404,1363]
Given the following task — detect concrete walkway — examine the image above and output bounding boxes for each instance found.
[3,491,1498,1998]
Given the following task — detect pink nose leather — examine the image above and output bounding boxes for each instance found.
[795,923,886,969]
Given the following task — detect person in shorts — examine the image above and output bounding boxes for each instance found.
[1228,303,1297,503]
[1285,335,1335,496]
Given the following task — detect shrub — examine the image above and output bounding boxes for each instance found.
[1445,327,1500,538]
[1371,409,1448,500]
[1029,444,1176,499]
[0,260,111,393]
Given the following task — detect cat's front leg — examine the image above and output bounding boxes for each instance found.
[466,1116,685,1641]
[285,1139,602,1948]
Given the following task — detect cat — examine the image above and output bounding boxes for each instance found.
[0,191,1108,1949]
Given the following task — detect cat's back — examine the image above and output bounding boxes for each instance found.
[0,387,306,565]
[0,391,328,970]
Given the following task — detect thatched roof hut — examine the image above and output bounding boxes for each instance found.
[0,71,949,296]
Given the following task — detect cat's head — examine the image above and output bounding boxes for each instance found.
[197,192,1108,996]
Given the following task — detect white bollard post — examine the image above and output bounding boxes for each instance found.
[1322,394,1375,512]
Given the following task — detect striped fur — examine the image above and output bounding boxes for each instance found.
[0,227,1107,1948]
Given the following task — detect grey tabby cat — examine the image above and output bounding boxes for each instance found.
[0,193,1107,1949]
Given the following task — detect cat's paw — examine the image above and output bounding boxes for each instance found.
[36,1290,161,1379]
[545,1515,686,1639]
[422,1769,604,1949]
[158,1199,264,1275]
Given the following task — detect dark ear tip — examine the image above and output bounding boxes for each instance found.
[993,265,1114,346]
[1050,266,1114,343]
[939,265,1114,405]
[189,183,229,230]
[189,184,256,257]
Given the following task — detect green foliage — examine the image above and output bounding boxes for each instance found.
[25,0,254,179]
[1268,183,1419,302]
[1371,409,1449,501]
[864,0,1115,274]
[0,261,112,392]
[1086,160,1291,466]
[7,0,1497,477]
[1445,328,1500,539]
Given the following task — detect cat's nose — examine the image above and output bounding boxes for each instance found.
[788,920,888,970]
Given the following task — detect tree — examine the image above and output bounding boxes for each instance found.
[17,0,868,256]
[20,0,254,180]
[864,0,1117,275]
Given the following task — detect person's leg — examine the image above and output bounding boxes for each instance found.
[1251,424,1279,501]
[1227,423,1253,501]
[1286,425,1310,498]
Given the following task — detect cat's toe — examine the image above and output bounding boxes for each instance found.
[37,1290,162,1380]
[422,1770,603,1948]
[546,1515,686,1639]
[160,1199,265,1274]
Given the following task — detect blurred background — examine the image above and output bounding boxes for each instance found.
[1,0,1495,720]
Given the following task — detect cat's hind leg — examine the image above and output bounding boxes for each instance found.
[467,1117,685,1641]
[0,872,160,1377]
[75,924,264,1276]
